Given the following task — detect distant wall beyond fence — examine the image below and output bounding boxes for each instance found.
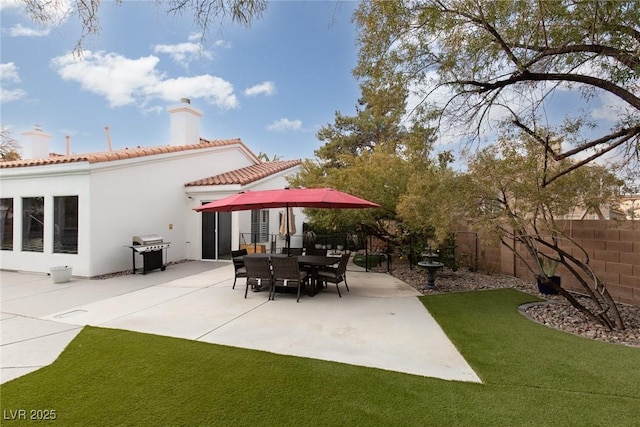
[455,220,640,306]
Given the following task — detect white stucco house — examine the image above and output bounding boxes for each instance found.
[0,99,304,277]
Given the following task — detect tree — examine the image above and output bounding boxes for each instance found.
[354,0,640,186]
[314,82,413,166]
[295,151,414,235]
[397,163,465,245]
[418,132,626,330]
[1,127,22,161]
[21,0,267,53]
[256,152,281,162]
[290,85,438,239]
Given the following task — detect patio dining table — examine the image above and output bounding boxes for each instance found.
[244,253,339,296]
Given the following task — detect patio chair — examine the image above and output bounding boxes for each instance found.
[280,247,303,256]
[243,256,273,299]
[270,256,308,302]
[317,253,350,297]
[305,247,328,256]
[231,249,248,289]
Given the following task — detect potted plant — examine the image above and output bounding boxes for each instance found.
[346,233,360,251]
[303,230,317,249]
[536,255,561,295]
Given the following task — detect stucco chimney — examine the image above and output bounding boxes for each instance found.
[21,125,52,159]
[167,98,203,146]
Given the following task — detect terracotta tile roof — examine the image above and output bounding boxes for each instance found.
[185,159,302,186]
[0,138,257,169]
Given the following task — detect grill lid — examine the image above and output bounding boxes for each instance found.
[133,234,163,245]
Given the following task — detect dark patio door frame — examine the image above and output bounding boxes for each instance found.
[201,208,232,260]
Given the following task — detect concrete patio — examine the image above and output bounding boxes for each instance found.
[1,260,481,384]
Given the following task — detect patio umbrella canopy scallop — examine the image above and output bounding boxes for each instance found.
[194,188,380,212]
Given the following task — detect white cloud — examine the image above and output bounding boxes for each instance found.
[0,88,26,103]
[9,23,50,37]
[591,91,631,123]
[2,0,72,27]
[150,75,238,109]
[51,51,163,107]
[152,33,231,68]
[267,118,302,131]
[153,41,212,66]
[0,0,24,11]
[0,62,21,83]
[244,81,276,97]
[214,39,232,49]
[0,62,25,103]
[50,50,238,109]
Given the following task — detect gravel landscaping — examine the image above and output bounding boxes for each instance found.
[377,261,640,348]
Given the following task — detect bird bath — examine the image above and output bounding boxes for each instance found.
[417,251,444,290]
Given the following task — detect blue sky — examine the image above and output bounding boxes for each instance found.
[0,1,361,161]
[1,0,632,178]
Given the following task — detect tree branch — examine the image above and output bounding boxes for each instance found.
[511,119,640,186]
[517,43,640,71]
[460,72,640,110]
[544,132,636,186]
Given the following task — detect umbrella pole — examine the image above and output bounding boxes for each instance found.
[286,204,290,256]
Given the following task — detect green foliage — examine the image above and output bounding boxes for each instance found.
[257,152,281,162]
[538,255,560,277]
[462,134,623,241]
[388,231,429,265]
[299,0,635,271]
[354,0,640,184]
[290,85,439,240]
[353,253,385,268]
[396,165,466,245]
[435,233,458,271]
[452,132,625,329]
[302,230,316,247]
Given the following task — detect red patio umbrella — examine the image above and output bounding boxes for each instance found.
[194,188,380,252]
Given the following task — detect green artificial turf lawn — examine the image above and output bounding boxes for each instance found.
[1,289,639,426]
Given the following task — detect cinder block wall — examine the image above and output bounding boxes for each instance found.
[457,221,640,306]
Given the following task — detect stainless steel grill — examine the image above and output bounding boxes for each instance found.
[129,235,170,274]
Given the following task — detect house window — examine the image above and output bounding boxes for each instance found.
[54,196,78,254]
[22,197,44,252]
[250,209,269,242]
[1,198,13,250]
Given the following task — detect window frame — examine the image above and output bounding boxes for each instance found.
[250,209,269,243]
[21,196,45,253]
[53,195,79,254]
[0,198,13,251]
